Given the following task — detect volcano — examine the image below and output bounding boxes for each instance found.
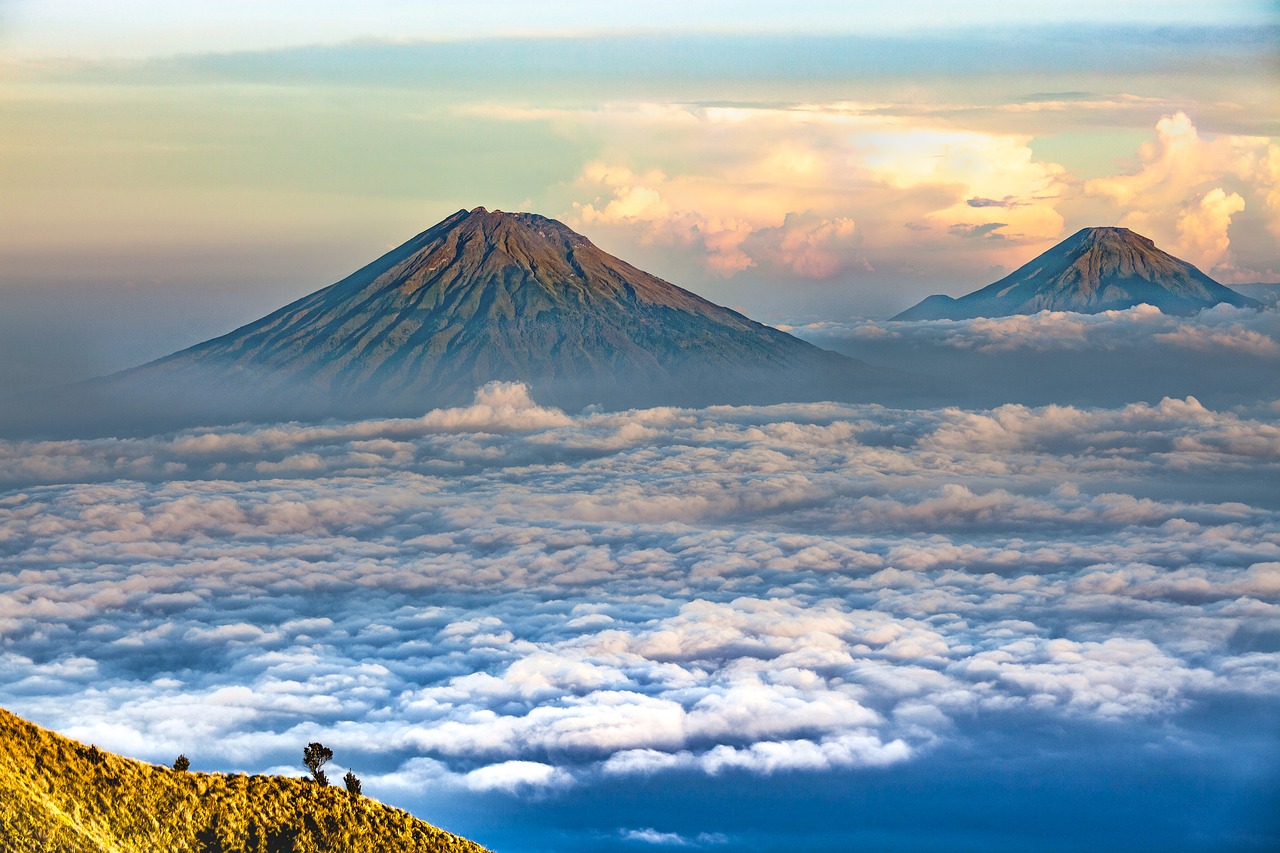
[894,227,1259,320]
[19,208,883,433]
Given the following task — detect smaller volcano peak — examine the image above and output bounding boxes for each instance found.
[1069,226,1153,250]
[893,226,1258,320]
[1079,226,1136,238]
[462,206,535,221]
[453,206,560,227]
[460,206,551,223]
[1060,227,1166,266]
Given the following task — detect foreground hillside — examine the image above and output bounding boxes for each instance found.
[0,707,489,853]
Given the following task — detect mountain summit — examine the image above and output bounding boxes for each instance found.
[894,227,1259,320]
[33,208,877,431]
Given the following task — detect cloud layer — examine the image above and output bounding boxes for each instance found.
[2,381,1277,845]
[792,303,1280,355]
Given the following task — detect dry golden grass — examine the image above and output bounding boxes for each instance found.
[0,707,491,853]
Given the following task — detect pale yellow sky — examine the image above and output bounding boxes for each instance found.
[0,9,1276,390]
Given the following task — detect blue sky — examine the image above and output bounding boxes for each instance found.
[4,1,1272,58]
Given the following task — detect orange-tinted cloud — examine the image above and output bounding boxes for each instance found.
[572,159,865,279]
[1085,112,1277,277]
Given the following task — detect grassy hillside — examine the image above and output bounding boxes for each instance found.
[0,707,490,853]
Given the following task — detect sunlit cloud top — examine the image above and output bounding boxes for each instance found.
[3,0,1273,59]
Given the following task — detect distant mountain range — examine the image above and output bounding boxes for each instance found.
[1231,282,1280,308]
[11,208,891,434]
[0,705,488,853]
[894,227,1259,320]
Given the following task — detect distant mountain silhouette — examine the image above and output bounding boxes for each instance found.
[7,208,895,435]
[894,227,1259,320]
[0,705,488,853]
[1231,282,1280,309]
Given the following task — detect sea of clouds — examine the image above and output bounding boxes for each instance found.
[790,304,1280,418]
[2,375,1278,848]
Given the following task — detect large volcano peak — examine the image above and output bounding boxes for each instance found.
[361,207,697,312]
[78,207,877,427]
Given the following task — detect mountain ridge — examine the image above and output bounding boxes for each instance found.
[894,227,1259,320]
[0,705,489,853]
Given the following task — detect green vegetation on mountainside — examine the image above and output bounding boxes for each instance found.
[0,707,490,853]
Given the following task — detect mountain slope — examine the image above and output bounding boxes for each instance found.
[894,227,1259,320]
[103,207,871,417]
[0,706,489,853]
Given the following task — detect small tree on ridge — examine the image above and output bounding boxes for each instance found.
[303,742,333,785]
